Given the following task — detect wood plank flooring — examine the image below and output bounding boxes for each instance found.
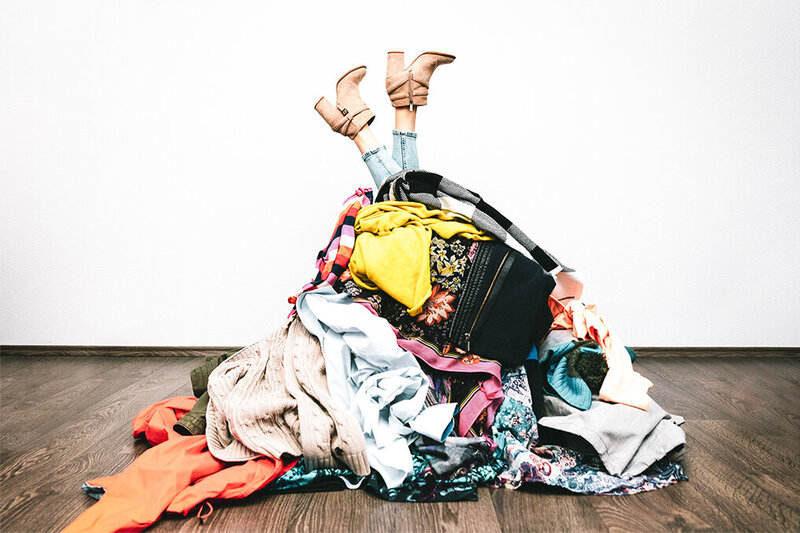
[0,355,798,532]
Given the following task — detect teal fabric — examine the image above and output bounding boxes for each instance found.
[626,346,637,362]
[266,450,501,502]
[543,341,600,410]
[541,341,638,411]
[548,355,594,410]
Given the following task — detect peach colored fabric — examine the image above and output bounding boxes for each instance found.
[548,298,652,411]
[552,271,584,304]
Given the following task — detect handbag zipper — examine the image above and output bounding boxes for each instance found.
[464,249,511,352]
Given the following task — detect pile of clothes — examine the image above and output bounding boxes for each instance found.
[64,170,687,532]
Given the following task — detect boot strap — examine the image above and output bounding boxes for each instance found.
[332,104,370,134]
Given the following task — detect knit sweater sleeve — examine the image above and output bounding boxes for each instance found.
[205,342,263,462]
[283,320,337,471]
[206,327,304,462]
[290,320,371,476]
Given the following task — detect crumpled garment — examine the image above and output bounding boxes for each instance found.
[541,340,605,411]
[490,366,687,494]
[539,339,636,411]
[266,458,364,495]
[538,395,686,478]
[351,201,492,316]
[361,449,481,502]
[204,318,370,474]
[548,298,653,410]
[291,187,374,302]
[497,441,688,495]
[133,395,196,445]
[268,451,502,503]
[296,287,457,489]
[340,234,505,436]
[63,397,293,533]
[415,436,497,477]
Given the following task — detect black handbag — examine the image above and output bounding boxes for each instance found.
[448,241,555,366]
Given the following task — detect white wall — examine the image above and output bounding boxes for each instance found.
[2,0,799,347]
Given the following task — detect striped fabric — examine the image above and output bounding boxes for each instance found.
[376,170,570,274]
[289,188,373,304]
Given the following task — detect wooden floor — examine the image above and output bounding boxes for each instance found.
[1,355,798,532]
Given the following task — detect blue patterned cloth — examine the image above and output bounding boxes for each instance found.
[490,366,687,495]
[267,365,686,500]
[266,453,492,502]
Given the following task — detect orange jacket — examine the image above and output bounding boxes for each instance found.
[62,396,295,533]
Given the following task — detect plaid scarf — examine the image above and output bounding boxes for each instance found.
[289,188,373,305]
[376,170,569,274]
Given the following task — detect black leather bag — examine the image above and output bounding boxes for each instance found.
[448,241,555,366]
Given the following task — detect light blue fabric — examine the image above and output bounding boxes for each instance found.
[362,146,401,188]
[295,287,456,489]
[526,345,538,361]
[362,130,419,188]
[391,130,419,170]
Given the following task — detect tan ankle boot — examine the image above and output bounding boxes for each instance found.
[385,51,456,109]
[315,66,375,139]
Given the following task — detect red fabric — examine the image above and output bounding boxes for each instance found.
[62,397,294,533]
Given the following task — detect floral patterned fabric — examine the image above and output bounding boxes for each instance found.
[363,451,481,502]
[275,210,688,499]
[339,236,476,347]
[265,459,362,494]
[267,451,495,503]
[338,235,504,436]
[497,443,687,495]
[268,365,686,501]
[490,366,688,495]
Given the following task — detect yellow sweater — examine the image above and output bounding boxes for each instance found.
[351,202,493,316]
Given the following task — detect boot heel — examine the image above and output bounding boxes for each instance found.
[314,97,344,132]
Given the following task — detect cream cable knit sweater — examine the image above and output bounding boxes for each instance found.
[205,318,370,476]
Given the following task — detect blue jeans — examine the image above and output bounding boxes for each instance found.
[362,130,419,188]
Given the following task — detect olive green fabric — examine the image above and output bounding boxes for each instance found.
[173,392,210,436]
[190,351,238,397]
[174,350,239,436]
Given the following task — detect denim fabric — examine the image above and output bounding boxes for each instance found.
[391,130,419,170]
[363,146,402,188]
[362,130,419,188]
